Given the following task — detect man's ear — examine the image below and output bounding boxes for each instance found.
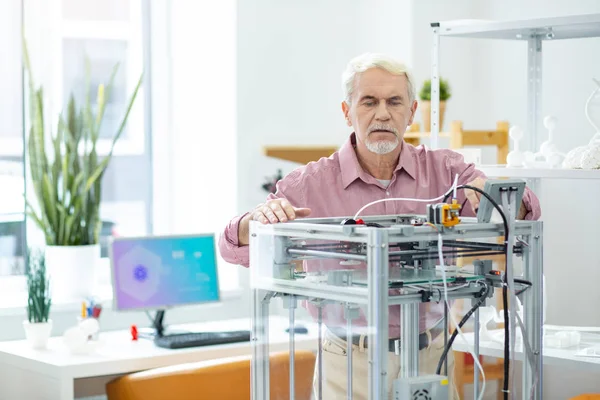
[341,101,352,126]
[408,100,418,126]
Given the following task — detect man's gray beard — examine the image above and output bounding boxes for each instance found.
[365,137,400,154]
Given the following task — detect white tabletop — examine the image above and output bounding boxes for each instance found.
[452,329,600,372]
[0,316,319,380]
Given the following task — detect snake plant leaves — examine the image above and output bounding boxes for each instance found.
[23,38,143,246]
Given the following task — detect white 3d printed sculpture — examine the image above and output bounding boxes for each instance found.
[563,78,600,169]
[506,126,525,167]
[515,116,564,168]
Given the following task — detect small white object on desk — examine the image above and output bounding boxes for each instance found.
[63,318,102,355]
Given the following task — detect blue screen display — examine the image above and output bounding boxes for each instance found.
[110,234,220,310]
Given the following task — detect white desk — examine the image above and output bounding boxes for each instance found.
[0,317,319,400]
[452,329,600,372]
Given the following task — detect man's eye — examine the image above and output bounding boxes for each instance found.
[389,101,402,106]
[364,101,375,106]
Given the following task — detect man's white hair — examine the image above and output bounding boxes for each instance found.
[342,52,416,105]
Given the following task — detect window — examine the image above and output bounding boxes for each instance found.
[1,0,241,296]
[0,0,26,277]
[21,0,150,289]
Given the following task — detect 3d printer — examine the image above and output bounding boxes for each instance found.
[249,179,543,400]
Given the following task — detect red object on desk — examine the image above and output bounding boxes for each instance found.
[92,305,102,318]
[131,325,138,341]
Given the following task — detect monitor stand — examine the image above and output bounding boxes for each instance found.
[139,310,190,338]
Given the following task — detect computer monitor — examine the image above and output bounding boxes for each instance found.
[109,233,220,336]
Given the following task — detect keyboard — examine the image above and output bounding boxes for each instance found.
[154,330,251,349]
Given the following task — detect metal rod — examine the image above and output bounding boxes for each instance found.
[400,303,419,378]
[527,35,543,152]
[251,290,271,400]
[523,227,543,400]
[431,25,440,149]
[288,295,296,400]
[346,305,353,400]
[287,248,366,261]
[317,303,323,400]
[474,306,480,396]
[444,306,448,377]
[367,229,389,400]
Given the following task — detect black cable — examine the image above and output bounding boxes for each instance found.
[435,283,491,375]
[444,184,511,399]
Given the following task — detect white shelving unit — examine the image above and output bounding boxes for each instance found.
[428,14,600,400]
[479,165,600,179]
[429,13,600,154]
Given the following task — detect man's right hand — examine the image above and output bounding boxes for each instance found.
[238,199,311,245]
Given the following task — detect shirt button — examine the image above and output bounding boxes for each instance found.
[386,191,390,196]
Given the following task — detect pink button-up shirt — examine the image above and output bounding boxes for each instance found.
[219,134,541,336]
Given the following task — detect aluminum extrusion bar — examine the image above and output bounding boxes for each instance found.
[367,229,389,400]
[251,290,272,400]
[400,303,420,377]
[287,248,367,261]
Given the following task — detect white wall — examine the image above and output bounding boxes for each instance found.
[236,0,414,214]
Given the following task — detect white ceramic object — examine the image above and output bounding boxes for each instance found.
[547,152,564,168]
[540,116,559,157]
[23,320,53,349]
[45,244,100,302]
[506,126,525,167]
[580,143,600,169]
[63,318,102,354]
[563,146,587,169]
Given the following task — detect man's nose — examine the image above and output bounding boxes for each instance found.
[375,102,391,120]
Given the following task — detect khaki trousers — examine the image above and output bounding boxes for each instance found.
[313,328,456,400]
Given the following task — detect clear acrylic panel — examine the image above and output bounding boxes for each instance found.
[247,214,542,399]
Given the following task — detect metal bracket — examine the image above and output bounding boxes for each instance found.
[344,304,360,320]
[327,269,354,286]
[281,294,297,309]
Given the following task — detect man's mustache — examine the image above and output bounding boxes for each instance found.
[367,124,399,137]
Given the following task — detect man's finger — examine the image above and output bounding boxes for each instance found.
[262,206,278,223]
[279,200,297,220]
[465,190,480,212]
[294,207,311,218]
[253,210,269,224]
[269,202,289,222]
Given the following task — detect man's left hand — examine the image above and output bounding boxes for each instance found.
[465,177,527,219]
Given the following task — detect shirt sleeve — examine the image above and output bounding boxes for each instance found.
[447,152,542,220]
[217,169,306,268]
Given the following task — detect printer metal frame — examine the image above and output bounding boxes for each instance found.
[249,214,543,400]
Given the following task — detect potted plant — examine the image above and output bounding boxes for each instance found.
[22,40,142,301]
[23,249,52,349]
[419,78,451,132]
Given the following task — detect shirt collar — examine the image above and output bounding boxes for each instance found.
[339,133,417,189]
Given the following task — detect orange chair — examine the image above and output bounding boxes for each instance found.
[570,395,600,400]
[106,350,316,400]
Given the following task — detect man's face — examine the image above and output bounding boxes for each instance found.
[342,68,417,154]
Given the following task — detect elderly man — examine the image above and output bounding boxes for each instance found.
[219,52,541,399]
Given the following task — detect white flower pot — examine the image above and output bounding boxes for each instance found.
[23,320,53,349]
[45,244,100,302]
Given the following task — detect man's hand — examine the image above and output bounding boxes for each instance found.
[464,177,486,215]
[465,177,527,219]
[238,199,311,245]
